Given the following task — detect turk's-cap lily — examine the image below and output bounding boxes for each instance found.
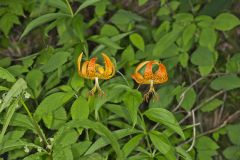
[77,53,115,96]
[131,61,168,102]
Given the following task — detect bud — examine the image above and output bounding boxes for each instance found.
[24,146,29,153]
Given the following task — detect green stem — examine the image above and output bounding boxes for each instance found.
[19,98,49,147]
[65,0,74,17]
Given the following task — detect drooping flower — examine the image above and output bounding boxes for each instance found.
[131,61,168,102]
[77,53,115,96]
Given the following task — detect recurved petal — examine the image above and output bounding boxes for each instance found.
[81,61,89,78]
[88,57,97,78]
[143,61,156,80]
[131,72,146,84]
[154,63,168,83]
[102,53,115,78]
[77,53,83,76]
[134,61,150,73]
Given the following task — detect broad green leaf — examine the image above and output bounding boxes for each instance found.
[0,86,9,91]
[85,128,139,155]
[144,108,185,139]
[123,89,142,126]
[153,31,179,57]
[129,33,145,51]
[123,134,144,157]
[75,0,100,15]
[88,35,122,50]
[226,53,240,73]
[9,113,34,131]
[7,65,28,76]
[42,107,67,129]
[0,78,27,113]
[54,128,79,147]
[0,67,16,82]
[182,24,196,46]
[210,75,240,91]
[70,72,84,91]
[179,52,189,68]
[227,124,240,145]
[176,87,196,111]
[214,13,240,31]
[149,85,175,109]
[21,13,69,39]
[47,0,70,14]
[71,141,92,159]
[149,130,175,158]
[199,65,214,76]
[53,146,73,160]
[65,119,124,160]
[196,136,219,160]
[100,24,119,37]
[23,152,47,160]
[138,0,148,6]
[201,98,223,112]
[71,96,89,120]
[176,147,192,160]
[0,13,20,36]
[0,100,18,143]
[223,146,240,160]
[191,46,214,66]
[159,44,179,58]
[26,69,43,97]
[34,92,74,119]
[41,51,71,73]
[199,28,217,49]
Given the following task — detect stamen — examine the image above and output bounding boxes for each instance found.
[88,77,105,97]
[144,80,159,102]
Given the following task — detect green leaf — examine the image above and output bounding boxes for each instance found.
[201,98,223,112]
[47,0,70,14]
[88,35,122,50]
[179,52,189,68]
[227,124,240,145]
[0,13,20,36]
[34,92,73,119]
[182,24,196,46]
[199,28,217,49]
[23,152,47,160]
[71,141,92,159]
[191,46,214,66]
[41,51,71,73]
[196,136,219,160]
[65,119,125,160]
[123,89,142,126]
[85,128,138,155]
[199,65,214,76]
[71,96,89,120]
[0,86,9,91]
[149,130,175,159]
[177,87,196,111]
[0,78,27,113]
[138,0,148,6]
[20,13,69,39]
[176,147,192,160]
[26,69,44,97]
[210,75,240,91]
[100,24,119,37]
[144,108,185,139]
[123,134,144,157]
[0,100,18,143]
[223,146,240,160]
[153,31,179,57]
[214,13,240,31]
[0,67,16,82]
[75,0,100,15]
[226,53,240,73]
[129,33,145,51]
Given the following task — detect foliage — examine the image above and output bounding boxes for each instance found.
[0,0,240,159]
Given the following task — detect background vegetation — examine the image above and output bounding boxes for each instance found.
[0,0,240,159]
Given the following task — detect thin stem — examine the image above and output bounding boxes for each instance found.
[65,0,74,17]
[186,110,196,152]
[20,98,49,147]
[117,70,130,87]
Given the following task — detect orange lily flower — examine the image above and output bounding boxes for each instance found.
[77,53,115,96]
[131,61,168,102]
